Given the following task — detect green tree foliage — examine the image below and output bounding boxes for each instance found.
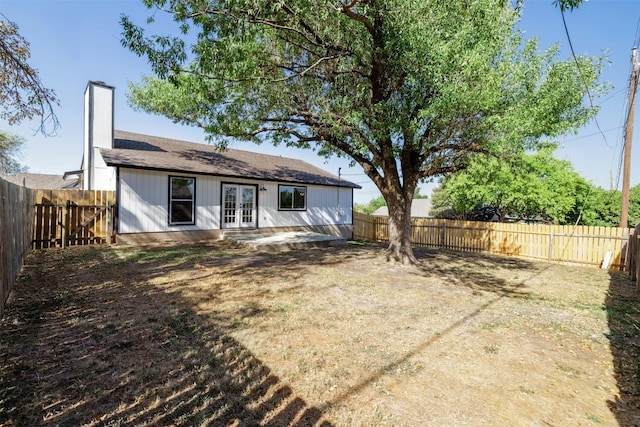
[0,130,26,174]
[629,186,640,227]
[431,151,640,228]
[121,0,604,263]
[429,146,593,224]
[582,188,622,227]
[554,0,585,11]
[354,195,387,215]
[356,188,426,214]
[0,14,59,135]
[579,186,640,228]
[356,188,424,214]
[413,188,428,200]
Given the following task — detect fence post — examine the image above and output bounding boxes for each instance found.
[548,232,554,261]
[623,227,631,272]
[441,223,446,248]
[626,228,634,275]
[107,200,113,245]
[636,232,640,288]
[62,200,69,248]
[633,227,640,283]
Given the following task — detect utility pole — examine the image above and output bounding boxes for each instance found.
[621,47,640,228]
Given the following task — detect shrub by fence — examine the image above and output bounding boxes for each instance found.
[0,178,35,316]
[353,212,630,270]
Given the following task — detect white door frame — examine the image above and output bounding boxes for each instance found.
[222,183,257,229]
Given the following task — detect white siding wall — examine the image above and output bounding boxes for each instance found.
[119,169,220,233]
[82,90,89,189]
[256,183,353,228]
[92,151,116,192]
[118,168,354,233]
[84,82,116,191]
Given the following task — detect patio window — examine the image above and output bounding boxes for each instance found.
[169,176,195,225]
[279,185,306,211]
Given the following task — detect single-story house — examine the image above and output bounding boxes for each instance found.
[372,198,432,218]
[1,173,78,189]
[75,81,360,242]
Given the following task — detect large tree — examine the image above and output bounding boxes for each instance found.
[0,130,26,174]
[582,186,640,228]
[429,146,593,224]
[121,0,603,263]
[0,14,59,136]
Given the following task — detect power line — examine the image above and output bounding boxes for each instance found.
[556,7,628,230]
[560,9,610,150]
[563,126,621,142]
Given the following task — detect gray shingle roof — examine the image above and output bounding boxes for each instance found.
[1,173,78,189]
[101,130,360,189]
[372,198,432,218]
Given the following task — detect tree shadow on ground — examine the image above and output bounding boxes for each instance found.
[0,242,548,426]
[412,247,537,299]
[606,270,640,426]
[312,245,541,411]
[0,245,334,426]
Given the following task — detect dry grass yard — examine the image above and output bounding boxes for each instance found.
[1,241,640,426]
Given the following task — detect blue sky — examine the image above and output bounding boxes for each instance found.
[1,0,639,204]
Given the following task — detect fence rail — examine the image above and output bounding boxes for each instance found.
[33,189,116,249]
[1,178,35,316]
[353,212,630,270]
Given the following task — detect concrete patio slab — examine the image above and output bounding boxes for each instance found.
[222,231,347,251]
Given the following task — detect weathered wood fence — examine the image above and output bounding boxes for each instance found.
[1,178,35,316]
[354,212,630,270]
[33,189,116,249]
[629,226,640,285]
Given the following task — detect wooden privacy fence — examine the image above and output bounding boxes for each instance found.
[629,226,640,284]
[353,212,630,270]
[33,189,116,249]
[1,178,35,316]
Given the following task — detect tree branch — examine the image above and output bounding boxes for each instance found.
[339,0,374,35]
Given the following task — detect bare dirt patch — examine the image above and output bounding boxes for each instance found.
[1,242,639,426]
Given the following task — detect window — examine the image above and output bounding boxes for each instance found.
[279,185,306,210]
[169,176,195,225]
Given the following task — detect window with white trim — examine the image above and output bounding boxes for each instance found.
[279,185,306,210]
[169,176,195,225]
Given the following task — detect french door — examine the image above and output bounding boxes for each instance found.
[222,184,256,228]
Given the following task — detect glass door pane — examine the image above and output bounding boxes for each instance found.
[240,186,255,227]
[223,185,238,228]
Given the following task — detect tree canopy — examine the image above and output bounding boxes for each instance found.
[554,0,584,11]
[0,14,59,136]
[0,130,26,174]
[430,148,640,228]
[122,0,604,263]
[354,195,387,215]
[580,186,640,228]
[429,145,593,223]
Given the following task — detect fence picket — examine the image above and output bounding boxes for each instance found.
[1,178,35,315]
[31,190,116,249]
[353,212,631,270]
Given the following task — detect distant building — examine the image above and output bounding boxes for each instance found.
[1,172,78,189]
[372,198,432,218]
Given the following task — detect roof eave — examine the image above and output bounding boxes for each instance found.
[104,162,362,189]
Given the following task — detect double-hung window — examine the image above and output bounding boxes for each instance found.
[279,185,306,210]
[169,176,195,225]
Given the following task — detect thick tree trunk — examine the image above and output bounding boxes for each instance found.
[386,193,417,264]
